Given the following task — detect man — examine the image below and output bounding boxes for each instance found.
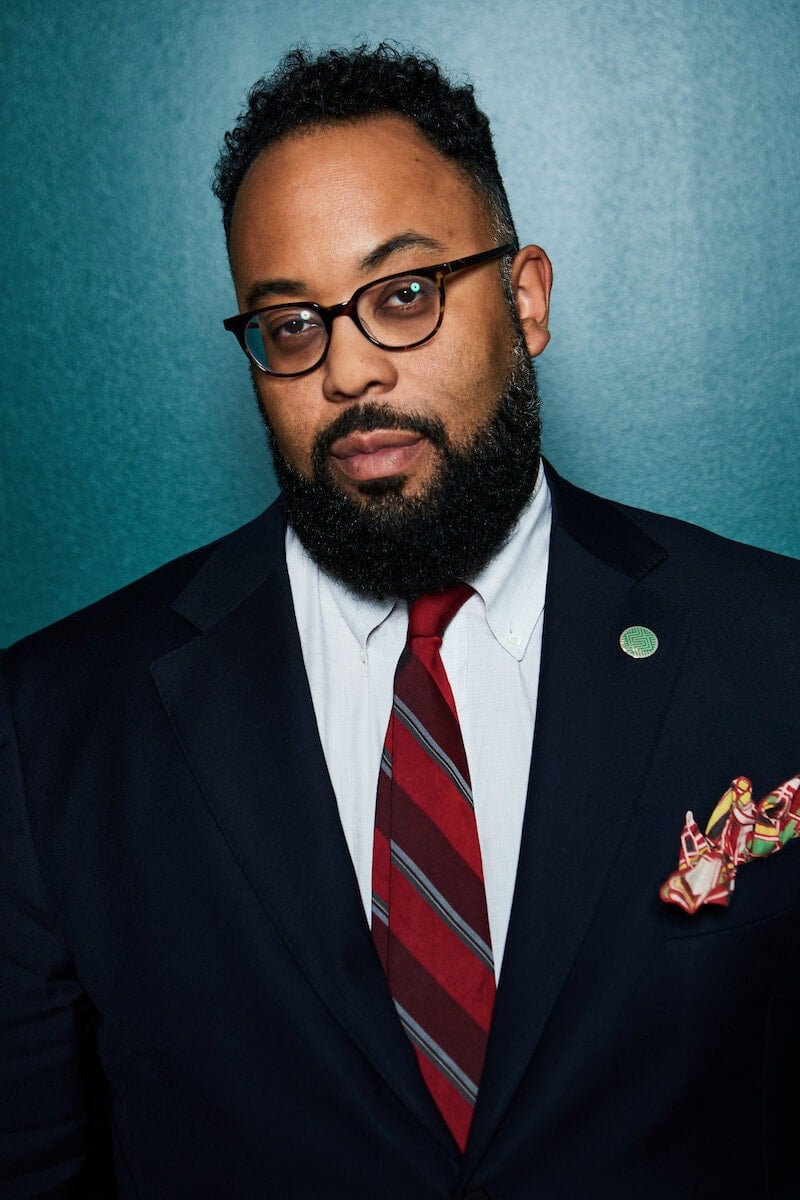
[1,44,798,1199]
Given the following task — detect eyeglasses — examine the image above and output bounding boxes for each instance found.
[223,243,515,378]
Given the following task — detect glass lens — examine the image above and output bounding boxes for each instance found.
[244,306,327,374]
[357,274,441,347]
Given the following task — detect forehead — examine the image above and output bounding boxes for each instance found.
[228,115,494,293]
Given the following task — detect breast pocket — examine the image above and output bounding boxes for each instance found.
[661,840,800,939]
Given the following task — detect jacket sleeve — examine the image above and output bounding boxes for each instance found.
[0,656,114,1198]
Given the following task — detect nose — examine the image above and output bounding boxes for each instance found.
[320,312,398,403]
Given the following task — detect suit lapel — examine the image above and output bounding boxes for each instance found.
[150,506,454,1152]
[465,470,694,1165]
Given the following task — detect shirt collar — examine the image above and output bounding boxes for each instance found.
[286,461,551,660]
[468,462,551,660]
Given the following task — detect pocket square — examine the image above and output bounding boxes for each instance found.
[660,773,800,914]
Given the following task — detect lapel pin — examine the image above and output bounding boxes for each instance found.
[619,625,658,659]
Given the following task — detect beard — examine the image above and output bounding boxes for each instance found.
[263,337,542,600]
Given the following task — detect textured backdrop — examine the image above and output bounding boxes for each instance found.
[2,0,798,644]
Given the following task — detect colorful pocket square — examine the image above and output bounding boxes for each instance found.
[660,773,800,914]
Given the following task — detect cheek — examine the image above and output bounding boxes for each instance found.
[255,380,319,476]
[427,320,513,442]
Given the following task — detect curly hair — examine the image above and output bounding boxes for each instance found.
[212,43,518,250]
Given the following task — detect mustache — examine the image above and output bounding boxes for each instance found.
[311,403,450,473]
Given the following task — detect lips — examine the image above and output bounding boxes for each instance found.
[328,429,427,482]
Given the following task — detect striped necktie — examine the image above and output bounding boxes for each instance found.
[372,584,496,1151]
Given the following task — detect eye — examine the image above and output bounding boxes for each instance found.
[262,308,325,343]
[385,280,425,307]
[370,276,439,316]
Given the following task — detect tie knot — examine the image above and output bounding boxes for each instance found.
[407,583,474,640]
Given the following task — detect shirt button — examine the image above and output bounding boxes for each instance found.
[507,632,521,647]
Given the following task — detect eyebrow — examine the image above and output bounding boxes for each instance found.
[357,230,446,272]
[242,230,448,311]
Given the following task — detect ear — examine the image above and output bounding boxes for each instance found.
[511,245,553,358]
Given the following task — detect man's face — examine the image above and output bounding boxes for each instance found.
[227,115,551,597]
[230,116,525,490]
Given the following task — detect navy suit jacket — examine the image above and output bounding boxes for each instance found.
[2,465,799,1198]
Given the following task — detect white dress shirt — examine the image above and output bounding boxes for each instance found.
[286,465,551,980]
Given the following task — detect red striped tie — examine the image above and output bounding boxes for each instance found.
[372,584,496,1151]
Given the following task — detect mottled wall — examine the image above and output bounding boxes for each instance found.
[2,0,798,644]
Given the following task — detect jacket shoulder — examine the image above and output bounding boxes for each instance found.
[618,497,800,613]
[548,466,800,609]
[3,502,286,682]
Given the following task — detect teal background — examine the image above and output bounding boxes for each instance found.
[2,0,799,646]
